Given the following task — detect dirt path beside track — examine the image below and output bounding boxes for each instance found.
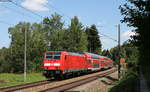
[67,71,118,92]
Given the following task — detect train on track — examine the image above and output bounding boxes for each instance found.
[43,51,114,79]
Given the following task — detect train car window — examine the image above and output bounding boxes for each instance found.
[93,64,99,68]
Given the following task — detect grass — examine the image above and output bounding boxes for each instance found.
[0,73,46,87]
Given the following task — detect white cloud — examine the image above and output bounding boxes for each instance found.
[121,30,135,40]
[21,0,49,11]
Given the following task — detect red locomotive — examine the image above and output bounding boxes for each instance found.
[43,51,113,79]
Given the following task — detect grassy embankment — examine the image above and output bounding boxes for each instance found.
[108,68,138,92]
[0,73,46,87]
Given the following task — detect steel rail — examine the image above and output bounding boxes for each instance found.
[0,68,116,92]
[40,68,117,92]
[0,80,50,92]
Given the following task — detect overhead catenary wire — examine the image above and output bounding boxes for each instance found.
[46,2,118,43]
[1,4,37,20]
[88,27,118,43]
[100,33,118,42]
[8,0,43,19]
[1,0,118,43]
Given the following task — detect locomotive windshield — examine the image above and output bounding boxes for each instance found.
[46,52,61,60]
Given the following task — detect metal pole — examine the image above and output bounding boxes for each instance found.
[24,26,27,82]
[118,24,121,79]
[48,31,51,50]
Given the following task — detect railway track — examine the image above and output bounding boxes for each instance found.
[40,68,117,92]
[0,80,50,92]
[0,68,117,92]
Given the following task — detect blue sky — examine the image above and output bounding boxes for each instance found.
[0,0,134,50]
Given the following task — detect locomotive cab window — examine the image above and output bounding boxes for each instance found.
[46,53,53,60]
[46,52,61,60]
[54,53,61,60]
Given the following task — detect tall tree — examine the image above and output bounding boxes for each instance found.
[42,13,64,50]
[0,47,11,73]
[28,23,47,72]
[67,16,88,52]
[8,22,47,73]
[120,0,150,66]
[110,41,139,64]
[8,22,29,73]
[85,25,102,54]
[102,49,112,58]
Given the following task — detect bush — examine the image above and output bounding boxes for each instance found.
[108,71,138,92]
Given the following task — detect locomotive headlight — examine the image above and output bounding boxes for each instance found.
[44,63,60,66]
[54,63,60,66]
[44,63,51,66]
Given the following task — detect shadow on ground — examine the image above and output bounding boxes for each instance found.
[100,76,118,85]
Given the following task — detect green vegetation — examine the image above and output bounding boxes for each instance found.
[110,41,139,64]
[0,13,102,73]
[119,0,150,88]
[109,71,138,92]
[0,73,46,87]
[1,0,149,90]
[108,41,139,92]
[85,24,102,54]
[109,0,150,91]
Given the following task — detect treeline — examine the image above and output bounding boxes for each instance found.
[120,0,150,67]
[0,12,140,74]
[102,41,139,65]
[0,13,102,73]
[109,0,150,91]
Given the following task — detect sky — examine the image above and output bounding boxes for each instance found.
[0,0,135,50]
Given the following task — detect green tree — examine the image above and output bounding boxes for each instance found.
[8,22,29,73]
[67,16,88,52]
[119,0,150,66]
[8,22,47,73]
[110,47,118,63]
[85,25,102,54]
[42,13,64,50]
[50,29,68,50]
[0,47,11,73]
[110,41,139,65]
[102,49,112,58]
[28,23,47,72]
